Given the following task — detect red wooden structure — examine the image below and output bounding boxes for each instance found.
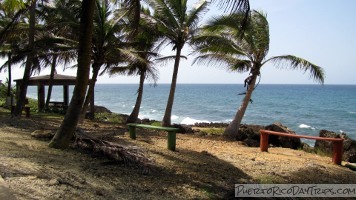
[260,130,344,165]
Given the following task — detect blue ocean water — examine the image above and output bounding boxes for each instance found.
[27,84,356,140]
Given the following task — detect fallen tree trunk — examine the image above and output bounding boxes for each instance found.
[73,128,153,174]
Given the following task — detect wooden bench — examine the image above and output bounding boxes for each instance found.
[11,98,30,118]
[260,130,344,165]
[49,101,65,108]
[127,123,180,151]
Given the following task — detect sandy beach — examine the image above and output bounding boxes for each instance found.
[1,112,356,199]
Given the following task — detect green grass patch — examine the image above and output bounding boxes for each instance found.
[150,121,162,126]
[256,175,284,184]
[94,112,126,123]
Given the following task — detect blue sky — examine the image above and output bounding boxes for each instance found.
[1,0,355,85]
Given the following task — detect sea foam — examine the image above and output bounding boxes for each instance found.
[171,115,179,120]
[180,117,210,125]
[299,124,316,130]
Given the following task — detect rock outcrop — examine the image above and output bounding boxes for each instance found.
[264,122,302,149]
[237,124,264,147]
[236,122,302,149]
[315,130,356,162]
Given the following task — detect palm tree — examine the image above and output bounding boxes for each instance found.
[148,0,209,127]
[39,0,81,110]
[11,0,37,116]
[49,0,96,149]
[193,10,325,138]
[80,0,142,120]
[110,8,166,123]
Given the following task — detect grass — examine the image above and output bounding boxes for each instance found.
[256,175,284,184]
[94,112,126,123]
[195,127,225,136]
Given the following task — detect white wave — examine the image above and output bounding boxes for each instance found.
[299,124,316,130]
[340,130,345,133]
[180,117,210,125]
[171,115,179,120]
[349,112,356,114]
[151,110,157,113]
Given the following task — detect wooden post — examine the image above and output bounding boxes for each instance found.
[128,126,136,139]
[63,85,69,108]
[260,131,269,152]
[332,140,343,165]
[167,131,176,151]
[25,106,30,118]
[37,85,45,111]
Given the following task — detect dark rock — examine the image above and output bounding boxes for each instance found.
[314,130,338,154]
[236,124,264,147]
[194,122,228,128]
[315,130,356,162]
[31,130,54,139]
[172,124,193,134]
[302,142,314,153]
[94,105,112,113]
[265,122,302,149]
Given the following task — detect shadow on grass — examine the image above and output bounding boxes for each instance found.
[144,148,252,199]
[284,165,356,184]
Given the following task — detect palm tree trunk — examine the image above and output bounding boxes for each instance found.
[45,54,58,110]
[49,0,96,149]
[7,53,12,97]
[162,47,182,127]
[79,64,100,122]
[13,0,36,117]
[126,70,145,123]
[224,73,258,138]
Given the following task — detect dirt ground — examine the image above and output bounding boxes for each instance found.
[1,111,356,200]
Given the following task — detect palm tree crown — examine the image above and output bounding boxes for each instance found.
[193,10,324,137]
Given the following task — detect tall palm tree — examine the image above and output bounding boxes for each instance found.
[39,0,81,110]
[49,0,96,149]
[12,0,37,116]
[193,10,325,137]
[80,0,141,120]
[110,7,168,123]
[148,0,209,127]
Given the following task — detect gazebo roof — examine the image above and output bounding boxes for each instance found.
[14,74,79,86]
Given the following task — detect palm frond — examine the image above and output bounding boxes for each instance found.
[193,53,251,73]
[266,55,325,84]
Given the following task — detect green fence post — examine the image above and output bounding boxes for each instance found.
[167,131,176,151]
[129,126,136,139]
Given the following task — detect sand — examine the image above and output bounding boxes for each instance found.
[0,112,356,199]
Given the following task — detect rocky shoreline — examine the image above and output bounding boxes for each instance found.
[95,106,356,163]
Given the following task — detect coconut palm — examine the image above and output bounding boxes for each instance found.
[39,0,81,110]
[148,0,209,127]
[49,0,96,148]
[5,0,37,116]
[79,0,144,120]
[108,8,159,123]
[193,10,325,137]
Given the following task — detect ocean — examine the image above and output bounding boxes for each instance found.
[27,84,356,140]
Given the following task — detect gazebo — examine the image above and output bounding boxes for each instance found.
[14,74,93,111]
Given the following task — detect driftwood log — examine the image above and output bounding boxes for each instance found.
[73,128,153,174]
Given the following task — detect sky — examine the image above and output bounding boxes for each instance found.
[1,0,355,85]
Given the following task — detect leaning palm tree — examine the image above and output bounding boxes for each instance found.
[193,10,325,137]
[148,0,209,127]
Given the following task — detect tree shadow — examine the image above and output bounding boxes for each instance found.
[142,148,252,199]
[285,164,356,184]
